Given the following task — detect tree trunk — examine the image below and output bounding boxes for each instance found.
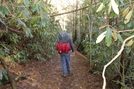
[124,52,131,75]
[73,0,78,42]
[77,33,86,53]
[0,58,17,89]
[120,50,125,89]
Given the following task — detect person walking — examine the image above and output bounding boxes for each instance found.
[57,29,75,77]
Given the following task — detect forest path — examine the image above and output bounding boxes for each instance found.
[0,50,103,89]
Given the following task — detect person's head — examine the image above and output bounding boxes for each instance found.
[62,29,67,31]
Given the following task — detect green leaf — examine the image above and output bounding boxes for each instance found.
[0,6,8,17]
[17,12,23,18]
[125,47,131,53]
[117,33,123,43]
[4,3,11,14]
[31,4,36,12]
[36,4,40,14]
[23,9,30,17]
[39,1,46,8]
[86,14,90,20]
[3,46,10,54]
[123,32,131,36]
[23,0,30,7]
[23,28,33,38]
[44,7,49,12]
[110,12,118,18]
[103,0,109,3]
[105,26,112,47]
[0,70,3,80]
[0,18,5,25]
[34,53,46,61]
[119,0,124,5]
[41,9,49,19]
[41,58,46,61]
[17,0,23,4]
[30,17,38,24]
[17,19,27,27]
[0,48,5,56]
[3,7,8,15]
[105,36,112,47]
[127,22,133,28]
[41,18,46,27]
[93,71,101,74]
[2,69,8,80]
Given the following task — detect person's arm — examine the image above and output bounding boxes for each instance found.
[68,37,75,56]
[68,38,74,52]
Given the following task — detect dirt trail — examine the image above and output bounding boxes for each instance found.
[0,51,103,89]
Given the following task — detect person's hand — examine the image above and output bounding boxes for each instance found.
[71,52,75,56]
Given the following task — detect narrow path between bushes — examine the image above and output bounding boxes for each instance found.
[0,50,103,89]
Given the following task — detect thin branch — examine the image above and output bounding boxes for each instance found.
[48,0,52,4]
[50,6,89,17]
[101,25,134,33]
[102,35,134,89]
[117,29,134,33]
[50,2,99,17]
[113,62,122,79]
[8,27,24,34]
[0,20,24,34]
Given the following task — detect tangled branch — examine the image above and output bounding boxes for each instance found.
[102,35,134,89]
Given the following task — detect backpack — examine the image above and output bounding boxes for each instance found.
[56,43,70,54]
[56,31,70,54]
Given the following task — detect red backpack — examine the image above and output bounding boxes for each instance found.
[56,43,70,54]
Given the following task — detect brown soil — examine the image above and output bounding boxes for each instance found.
[0,51,103,89]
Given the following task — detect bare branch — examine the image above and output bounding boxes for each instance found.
[0,21,24,34]
[117,29,134,33]
[102,35,134,89]
[50,6,89,17]
[50,2,99,17]
[8,27,24,34]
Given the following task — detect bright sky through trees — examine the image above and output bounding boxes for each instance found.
[50,0,83,29]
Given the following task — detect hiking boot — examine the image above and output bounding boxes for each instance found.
[62,75,66,78]
[68,71,73,76]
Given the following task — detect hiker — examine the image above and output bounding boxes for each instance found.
[57,29,75,77]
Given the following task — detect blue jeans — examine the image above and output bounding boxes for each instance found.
[60,52,71,75]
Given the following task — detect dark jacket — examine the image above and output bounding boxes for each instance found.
[57,31,74,52]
